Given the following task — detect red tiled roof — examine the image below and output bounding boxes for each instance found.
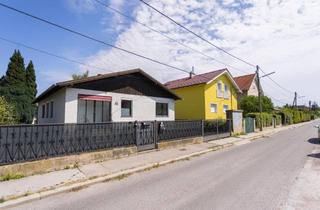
[165,69,227,89]
[234,73,256,91]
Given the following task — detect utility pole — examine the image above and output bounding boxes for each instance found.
[292,92,297,108]
[256,65,263,131]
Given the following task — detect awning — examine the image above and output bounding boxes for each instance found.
[78,94,112,101]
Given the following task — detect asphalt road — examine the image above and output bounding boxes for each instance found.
[9,121,319,210]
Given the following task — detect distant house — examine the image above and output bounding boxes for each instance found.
[165,69,242,120]
[234,73,263,103]
[34,69,180,124]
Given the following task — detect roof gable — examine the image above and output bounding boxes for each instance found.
[165,69,226,89]
[165,68,242,92]
[34,69,180,103]
[234,74,256,92]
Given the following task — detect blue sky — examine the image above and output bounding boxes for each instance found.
[0,0,138,92]
[0,0,319,105]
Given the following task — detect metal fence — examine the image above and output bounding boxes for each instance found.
[0,119,230,165]
[203,119,231,141]
[157,120,203,141]
[0,122,136,165]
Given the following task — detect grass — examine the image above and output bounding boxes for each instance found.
[0,173,24,182]
[0,198,4,203]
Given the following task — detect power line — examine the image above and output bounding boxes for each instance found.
[139,0,303,98]
[0,2,190,75]
[93,0,250,74]
[259,67,295,94]
[0,1,288,99]
[0,36,116,74]
[138,0,256,68]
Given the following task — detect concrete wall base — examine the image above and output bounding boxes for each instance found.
[0,146,137,177]
[156,136,203,150]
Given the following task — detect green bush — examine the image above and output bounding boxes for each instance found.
[279,108,312,125]
[273,114,282,126]
[246,112,274,128]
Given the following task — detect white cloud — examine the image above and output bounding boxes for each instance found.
[66,0,96,13]
[81,0,320,105]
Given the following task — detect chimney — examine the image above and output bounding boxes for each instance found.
[189,66,195,79]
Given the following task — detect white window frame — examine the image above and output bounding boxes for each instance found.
[210,103,217,113]
[156,102,169,117]
[217,81,223,98]
[224,84,230,99]
[121,99,133,118]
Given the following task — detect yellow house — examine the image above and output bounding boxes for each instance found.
[165,69,242,120]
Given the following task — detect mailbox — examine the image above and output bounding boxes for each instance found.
[141,122,151,129]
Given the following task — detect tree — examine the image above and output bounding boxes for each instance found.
[26,61,37,98]
[71,70,89,80]
[0,50,32,123]
[0,76,4,86]
[25,61,37,122]
[240,95,274,115]
[0,96,18,125]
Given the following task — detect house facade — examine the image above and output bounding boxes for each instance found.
[34,69,180,124]
[234,73,263,103]
[165,69,242,120]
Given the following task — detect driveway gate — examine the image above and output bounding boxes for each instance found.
[245,117,255,133]
[135,121,156,152]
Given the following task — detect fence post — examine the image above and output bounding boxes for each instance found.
[154,120,158,144]
[134,121,139,147]
[201,120,204,137]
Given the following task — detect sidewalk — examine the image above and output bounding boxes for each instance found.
[0,121,314,208]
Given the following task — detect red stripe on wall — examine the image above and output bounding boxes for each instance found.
[78,94,112,101]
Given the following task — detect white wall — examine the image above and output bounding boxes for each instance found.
[247,79,259,96]
[37,88,66,124]
[64,88,175,123]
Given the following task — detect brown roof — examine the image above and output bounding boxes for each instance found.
[165,69,227,89]
[234,73,256,91]
[34,68,181,103]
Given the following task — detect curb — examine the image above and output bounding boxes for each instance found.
[0,120,316,209]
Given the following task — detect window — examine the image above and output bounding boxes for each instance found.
[156,102,168,117]
[121,100,132,117]
[210,104,217,113]
[217,82,223,98]
[77,100,111,123]
[224,84,230,99]
[223,105,229,113]
[50,101,54,118]
[42,104,45,118]
[45,103,49,118]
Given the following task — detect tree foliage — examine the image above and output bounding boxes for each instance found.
[240,95,274,115]
[0,96,18,125]
[0,50,37,124]
[71,70,89,80]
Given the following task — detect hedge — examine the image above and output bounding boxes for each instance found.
[246,112,273,128]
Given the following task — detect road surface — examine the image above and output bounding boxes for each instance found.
[9,121,319,210]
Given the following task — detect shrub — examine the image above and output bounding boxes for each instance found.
[246,112,273,128]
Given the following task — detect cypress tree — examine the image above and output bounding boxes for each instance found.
[4,50,26,86]
[25,61,37,122]
[0,50,29,123]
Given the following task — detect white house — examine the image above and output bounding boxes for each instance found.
[34,69,180,124]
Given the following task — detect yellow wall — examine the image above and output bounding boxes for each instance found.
[173,84,205,120]
[204,74,238,119]
[172,73,239,120]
